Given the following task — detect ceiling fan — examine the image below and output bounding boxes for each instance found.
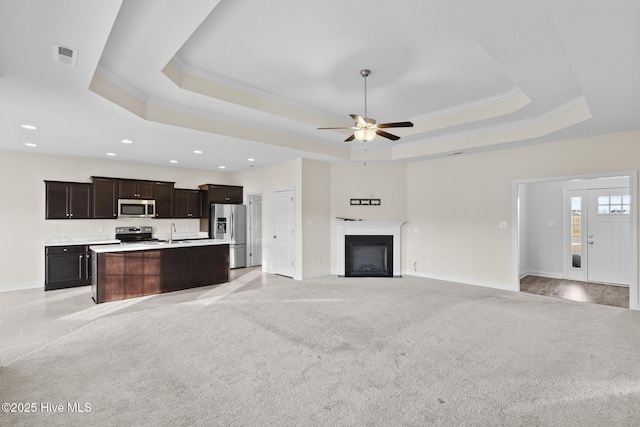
[318,69,413,142]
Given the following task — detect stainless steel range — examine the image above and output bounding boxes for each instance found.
[115,226,158,243]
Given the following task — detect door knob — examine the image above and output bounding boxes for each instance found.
[273,235,277,238]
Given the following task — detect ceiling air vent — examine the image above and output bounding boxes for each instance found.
[52,44,78,67]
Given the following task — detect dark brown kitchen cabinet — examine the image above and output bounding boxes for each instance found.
[119,179,155,199]
[93,244,229,303]
[154,182,175,218]
[174,189,202,218]
[200,184,243,205]
[91,177,119,219]
[45,245,90,290]
[45,181,92,219]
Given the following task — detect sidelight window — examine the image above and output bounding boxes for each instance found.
[570,197,582,269]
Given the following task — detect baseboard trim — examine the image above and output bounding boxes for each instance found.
[524,270,564,279]
[0,281,42,293]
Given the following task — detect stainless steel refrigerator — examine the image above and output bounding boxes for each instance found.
[210,204,246,269]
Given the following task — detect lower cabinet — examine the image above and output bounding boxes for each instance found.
[45,245,90,290]
[92,244,229,303]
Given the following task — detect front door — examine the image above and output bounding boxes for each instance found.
[273,189,295,277]
[587,188,631,285]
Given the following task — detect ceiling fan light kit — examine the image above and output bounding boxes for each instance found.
[354,128,376,142]
[318,69,413,143]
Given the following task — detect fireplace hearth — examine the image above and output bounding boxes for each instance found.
[345,235,393,277]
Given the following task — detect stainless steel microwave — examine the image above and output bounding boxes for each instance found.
[118,199,156,218]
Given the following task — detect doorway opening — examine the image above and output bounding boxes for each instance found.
[514,171,638,310]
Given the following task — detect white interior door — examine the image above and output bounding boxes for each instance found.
[273,189,295,277]
[587,188,631,285]
[248,193,263,267]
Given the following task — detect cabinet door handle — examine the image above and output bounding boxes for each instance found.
[70,213,73,217]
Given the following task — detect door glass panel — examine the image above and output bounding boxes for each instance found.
[597,193,631,215]
[571,196,582,269]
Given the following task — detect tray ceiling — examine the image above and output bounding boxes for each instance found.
[1,0,639,171]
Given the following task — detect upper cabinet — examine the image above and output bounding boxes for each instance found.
[119,179,155,199]
[45,181,92,219]
[91,177,119,219]
[154,182,175,218]
[200,184,243,205]
[47,177,238,220]
[174,189,202,218]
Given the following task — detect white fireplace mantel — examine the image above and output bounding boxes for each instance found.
[336,220,404,277]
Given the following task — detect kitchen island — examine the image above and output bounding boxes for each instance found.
[90,240,230,303]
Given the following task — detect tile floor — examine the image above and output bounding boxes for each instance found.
[0,267,284,367]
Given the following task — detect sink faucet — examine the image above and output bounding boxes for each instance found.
[169,223,176,243]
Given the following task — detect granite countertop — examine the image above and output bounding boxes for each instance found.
[90,239,230,253]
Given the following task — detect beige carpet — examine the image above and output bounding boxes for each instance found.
[1,275,639,426]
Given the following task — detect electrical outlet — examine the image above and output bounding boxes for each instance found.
[499,221,508,228]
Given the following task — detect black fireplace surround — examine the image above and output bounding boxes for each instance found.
[345,235,393,277]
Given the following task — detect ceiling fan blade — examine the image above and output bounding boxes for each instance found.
[344,134,356,142]
[376,129,400,141]
[377,121,414,129]
[349,114,366,125]
[317,126,356,130]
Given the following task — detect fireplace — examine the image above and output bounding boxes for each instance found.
[345,235,393,277]
[336,221,403,277]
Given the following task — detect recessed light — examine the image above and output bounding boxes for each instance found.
[170,160,178,164]
[24,143,37,147]
[218,166,226,169]
[107,152,116,156]
[247,158,255,162]
[193,150,203,154]
[121,139,133,144]
[21,124,38,130]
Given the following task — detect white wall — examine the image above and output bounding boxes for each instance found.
[405,130,640,298]
[301,159,331,278]
[4,130,640,307]
[329,162,407,273]
[0,150,231,291]
[234,159,303,278]
[524,181,564,278]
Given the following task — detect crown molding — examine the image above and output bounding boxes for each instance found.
[165,58,347,127]
[392,96,591,159]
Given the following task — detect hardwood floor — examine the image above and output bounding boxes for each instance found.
[520,275,629,308]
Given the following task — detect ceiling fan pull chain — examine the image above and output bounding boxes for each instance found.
[364,142,367,166]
